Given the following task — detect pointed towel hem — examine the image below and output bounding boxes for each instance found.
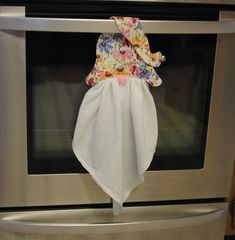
[72,128,157,214]
[72,142,144,205]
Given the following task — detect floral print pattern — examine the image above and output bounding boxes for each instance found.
[86,16,164,87]
[97,35,113,54]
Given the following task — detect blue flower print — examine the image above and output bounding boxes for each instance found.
[113,33,123,42]
[98,35,113,54]
[139,65,151,79]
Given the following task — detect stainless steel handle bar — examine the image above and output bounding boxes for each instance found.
[0,209,224,234]
[0,17,235,33]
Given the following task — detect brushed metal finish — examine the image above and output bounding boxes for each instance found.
[0,16,235,34]
[0,7,234,208]
[128,11,235,203]
[0,6,109,207]
[0,203,226,234]
[0,221,226,240]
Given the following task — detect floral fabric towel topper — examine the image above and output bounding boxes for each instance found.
[86,16,165,86]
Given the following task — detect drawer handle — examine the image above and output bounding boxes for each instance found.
[0,209,225,234]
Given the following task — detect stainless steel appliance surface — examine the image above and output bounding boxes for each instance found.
[0,1,234,239]
[0,203,227,239]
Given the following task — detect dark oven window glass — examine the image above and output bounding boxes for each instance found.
[27,32,216,174]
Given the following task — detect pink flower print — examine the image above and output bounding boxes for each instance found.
[126,17,138,28]
[127,62,140,75]
[124,39,131,48]
[130,65,140,75]
[116,47,133,61]
[87,77,96,86]
[135,53,141,61]
[92,66,98,73]
[121,28,130,38]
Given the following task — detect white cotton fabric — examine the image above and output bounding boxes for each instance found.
[72,76,158,215]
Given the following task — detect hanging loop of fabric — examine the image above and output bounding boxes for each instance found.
[112,16,166,67]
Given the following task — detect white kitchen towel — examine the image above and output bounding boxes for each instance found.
[72,77,158,214]
[72,16,163,214]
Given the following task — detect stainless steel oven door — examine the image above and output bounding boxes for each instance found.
[129,11,235,203]
[0,7,110,207]
[0,6,234,208]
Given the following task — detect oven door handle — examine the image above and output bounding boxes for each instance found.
[0,208,225,234]
[0,16,235,33]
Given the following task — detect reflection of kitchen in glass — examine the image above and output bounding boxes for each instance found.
[28,33,216,173]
